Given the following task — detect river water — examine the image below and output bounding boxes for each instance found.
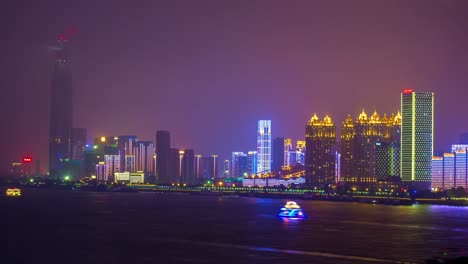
[4,189,468,263]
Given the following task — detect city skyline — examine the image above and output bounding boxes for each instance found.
[3,0,468,173]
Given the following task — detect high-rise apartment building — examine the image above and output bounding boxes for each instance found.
[257,120,272,174]
[117,136,137,172]
[156,131,171,184]
[340,110,401,185]
[104,154,120,181]
[432,145,468,189]
[401,89,434,189]
[134,141,155,175]
[305,114,336,186]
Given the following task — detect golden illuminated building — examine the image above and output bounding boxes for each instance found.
[305,114,336,186]
[340,110,401,185]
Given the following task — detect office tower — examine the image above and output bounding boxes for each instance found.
[257,120,272,174]
[340,115,355,182]
[401,89,434,188]
[169,148,180,184]
[156,131,171,184]
[284,138,293,167]
[117,136,137,172]
[134,141,155,175]
[375,142,400,181]
[305,114,336,186]
[272,137,285,172]
[104,154,120,181]
[223,160,230,177]
[195,155,202,181]
[296,140,306,165]
[182,149,195,185]
[70,128,87,160]
[231,152,248,177]
[247,151,258,176]
[49,45,73,178]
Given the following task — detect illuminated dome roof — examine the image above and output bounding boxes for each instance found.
[309,113,319,124]
[323,115,333,125]
[393,111,402,125]
[358,109,368,122]
[370,110,380,122]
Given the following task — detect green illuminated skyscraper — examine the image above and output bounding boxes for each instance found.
[401,89,434,189]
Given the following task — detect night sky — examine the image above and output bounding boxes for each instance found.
[2,0,468,172]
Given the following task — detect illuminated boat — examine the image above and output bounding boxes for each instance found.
[278,201,306,218]
[6,188,21,197]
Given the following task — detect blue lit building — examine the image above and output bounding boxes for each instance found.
[257,120,272,174]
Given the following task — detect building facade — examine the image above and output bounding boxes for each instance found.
[257,120,272,174]
[49,49,73,178]
[401,89,434,189]
[272,137,285,172]
[156,131,171,184]
[305,114,336,187]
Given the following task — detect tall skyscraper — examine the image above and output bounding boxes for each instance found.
[257,120,272,174]
[305,114,336,187]
[272,137,285,172]
[156,131,171,184]
[49,45,73,178]
[70,128,87,160]
[401,89,434,189]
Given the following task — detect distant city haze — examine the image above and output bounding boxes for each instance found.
[3,0,468,172]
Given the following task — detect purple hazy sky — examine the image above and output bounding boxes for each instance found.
[2,0,468,172]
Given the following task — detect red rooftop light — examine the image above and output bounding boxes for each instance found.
[402,89,414,94]
[23,157,32,163]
